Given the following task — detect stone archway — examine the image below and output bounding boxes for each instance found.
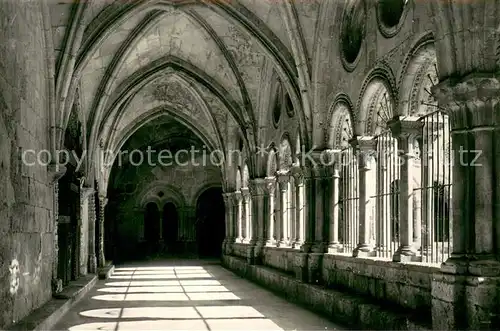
[195,187,225,258]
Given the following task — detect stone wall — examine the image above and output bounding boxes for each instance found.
[322,255,437,313]
[79,197,89,276]
[223,247,437,329]
[223,253,431,330]
[261,247,296,275]
[0,1,54,328]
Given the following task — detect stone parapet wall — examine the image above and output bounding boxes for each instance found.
[222,254,431,330]
[322,254,437,313]
[261,247,297,275]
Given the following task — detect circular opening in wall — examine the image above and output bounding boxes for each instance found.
[341,0,366,67]
[158,191,164,197]
[377,0,409,37]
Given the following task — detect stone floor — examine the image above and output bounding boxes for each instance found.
[52,259,344,330]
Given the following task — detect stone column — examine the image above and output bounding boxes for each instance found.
[388,117,422,262]
[80,186,94,275]
[290,167,309,281]
[419,129,443,256]
[241,187,251,243]
[234,191,243,243]
[300,167,315,253]
[87,191,97,273]
[351,137,376,257]
[412,139,422,252]
[277,171,290,247]
[265,177,276,246]
[429,75,500,329]
[48,165,66,294]
[307,151,331,254]
[248,179,265,264]
[98,195,108,268]
[328,165,341,253]
[222,193,232,255]
[291,166,305,248]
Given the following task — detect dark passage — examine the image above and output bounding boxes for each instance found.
[196,187,225,258]
[162,202,179,253]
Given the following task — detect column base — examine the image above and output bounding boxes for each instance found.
[299,241,313,253]
[277,239,287,247]
[88,254,97,274]
[311,242,327,253]
[98,251,106,268]
[327,243,342,254]
[225,239,234,255]
[51,278,63,295]
[221,239,227,254]
[265,239,276,247]
[392,246,418,262]
[291,240,303,249]
[353,244,375,257]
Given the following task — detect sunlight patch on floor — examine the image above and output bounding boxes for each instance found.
[68,265,284,331]
[98,285,229,293]
[79,306,264,319]
[68,319,283,331]
[91,291,240,301]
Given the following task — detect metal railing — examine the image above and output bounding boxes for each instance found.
[338,146,359,254]
[416,110,452,264]
[372,130,400,259]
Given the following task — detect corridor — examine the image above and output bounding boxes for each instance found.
[52,260,343,331]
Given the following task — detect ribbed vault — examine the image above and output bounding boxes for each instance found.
[50,0,314,191]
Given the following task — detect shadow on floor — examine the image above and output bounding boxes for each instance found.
[52,259,344,331]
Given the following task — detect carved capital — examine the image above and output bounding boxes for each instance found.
[432,74,500,129]
[222,192,234,207]
[349,136,376,152]
[81,186,95,199]
[233,191,242,203]
[249,178,266,197]
[276,171,290,191]
[48,163,67,184]
[388,116,423,139]
[240,187,251,200]
[291,166,304,185]
[98,195,108,207]
[264,177,276,195]
[350,136,376,170]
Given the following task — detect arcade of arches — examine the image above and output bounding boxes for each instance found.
[1,0,500,330]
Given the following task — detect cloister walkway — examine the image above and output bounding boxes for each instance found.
[52,260,344,330]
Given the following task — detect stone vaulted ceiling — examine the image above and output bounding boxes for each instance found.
[50,0,314,187]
